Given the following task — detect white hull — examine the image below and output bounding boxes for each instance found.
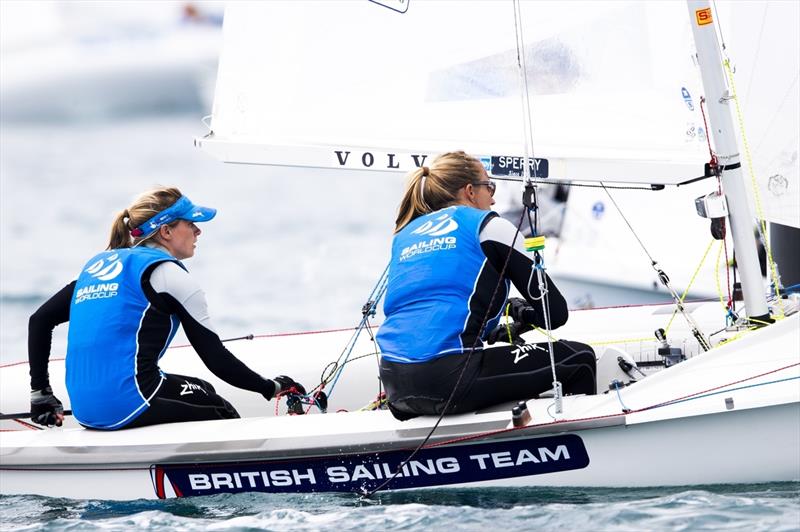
[1,403,796,500]
[0,300,745,425]
[1,305,797,499]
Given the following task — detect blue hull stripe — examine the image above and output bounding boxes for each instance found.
[152,433,589,498]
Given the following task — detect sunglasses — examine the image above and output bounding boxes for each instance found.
[471,180,497,196]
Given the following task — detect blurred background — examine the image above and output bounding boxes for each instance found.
[4,1,772,364]
[0,1,403,363]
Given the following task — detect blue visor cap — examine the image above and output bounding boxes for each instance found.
[134,196,217,238]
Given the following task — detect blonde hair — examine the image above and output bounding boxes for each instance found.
[107,186,183,250]
[394,151,484,233]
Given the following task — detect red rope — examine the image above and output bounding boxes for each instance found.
[701,96,734,310]
[699,96,716,164]
[424,362,800,449]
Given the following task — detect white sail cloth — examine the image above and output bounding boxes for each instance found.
[200,0,798,227]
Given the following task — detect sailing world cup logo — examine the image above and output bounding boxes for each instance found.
[411,213,458,237]
[84,253,124,281]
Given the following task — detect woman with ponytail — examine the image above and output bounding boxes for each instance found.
[27,186,304,429]
[376,151,597,420]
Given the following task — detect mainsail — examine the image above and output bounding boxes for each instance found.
[199,1,712,186]
[197,0,799,297]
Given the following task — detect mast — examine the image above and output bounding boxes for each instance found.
[686,1,770,322]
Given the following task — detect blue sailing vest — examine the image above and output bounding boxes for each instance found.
[66,247,181,429]
[377,206,507,363]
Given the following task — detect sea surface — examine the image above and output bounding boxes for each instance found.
[1,117,799,530]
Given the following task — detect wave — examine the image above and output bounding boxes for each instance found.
[1,484,798,531]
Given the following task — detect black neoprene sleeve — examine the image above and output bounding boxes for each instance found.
[141,280,277,400]
[480,239,569,329]
[28,281,75,390]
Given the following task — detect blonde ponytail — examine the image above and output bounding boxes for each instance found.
[393,151,483,233]
[106,187,183,250]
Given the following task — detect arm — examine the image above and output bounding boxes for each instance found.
[28,281,73,426]
[479,215,569,329]
[144,262,278,399]
[29,281,74,390]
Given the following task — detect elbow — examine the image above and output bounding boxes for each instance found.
[550,311,569,330]
[28,310,46,333]
[547,298,570,329]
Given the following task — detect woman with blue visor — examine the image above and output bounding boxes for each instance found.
[27,186,304,429]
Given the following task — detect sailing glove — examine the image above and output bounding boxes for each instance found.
[30,386,64,427]
[273,375,307,398]
[486,298,536,345]
[273,375,308,415]
[487,321,530,345]
[507,297,536,324]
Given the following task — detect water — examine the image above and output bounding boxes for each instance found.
[2,117,799,528]
[1,485,798,531]
[0,115,403,363]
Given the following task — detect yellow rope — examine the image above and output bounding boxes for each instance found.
[714,239,730,314]
[723,59,785,319]
[532,326,652,348]
[504,302,513,343]
[589,337,655,347]
[664,238,717,335]
[716,326,758,347]
[359,395,387,411]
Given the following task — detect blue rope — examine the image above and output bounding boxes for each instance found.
[612,381,631,413]
[783,283,800,294]
[323,265,389,399]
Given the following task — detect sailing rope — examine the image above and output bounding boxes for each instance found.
[358,7,554,485]
[706,2,784,318]
[663,238,716,336]
[320,264,390,400]
[714,239,740,325]
[490,177,665,191]
[697,95,737,324]
[601,185,712,351]
[422,363,799,450]
[512,0,537,180]
[512,0,562,412]
[362,207,531,498]
[722,59,785,319]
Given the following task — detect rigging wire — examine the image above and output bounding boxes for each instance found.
[512,0,561,412]
[699,96,734,314]
[709,2,784,318]
[491,176,668,191]
[512,0,537,181]
[723,59,785,318]
[600,184,712,351]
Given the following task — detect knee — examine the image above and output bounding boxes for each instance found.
[560,341,596,365]
[198,378,217,394]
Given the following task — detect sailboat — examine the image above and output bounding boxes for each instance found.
[1,0,798,500]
